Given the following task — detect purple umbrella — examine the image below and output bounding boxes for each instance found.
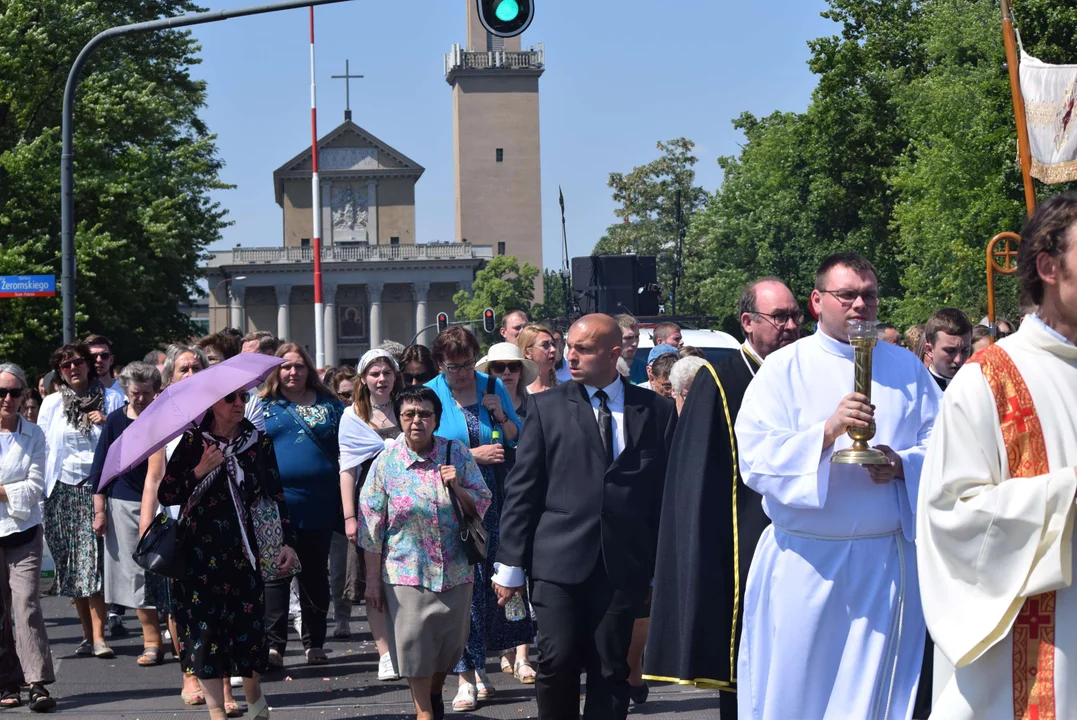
[98,352,286,489]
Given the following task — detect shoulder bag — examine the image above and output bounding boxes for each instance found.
[444,440,487,565]
[132,469,218,580]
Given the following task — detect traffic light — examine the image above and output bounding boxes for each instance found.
[477,0,534,38]
[483,308,496,334]
[436,312,450,334]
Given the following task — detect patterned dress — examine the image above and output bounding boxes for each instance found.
[159,423,295,679]
[454,404,536,673]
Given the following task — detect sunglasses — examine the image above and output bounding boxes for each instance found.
[400,409,435,421]
[222,391,251,405]
[90,352,112,361]
[60,357,86,371]
[338,391,354,401]
[489,362,522,374]
[0,388,24,400]
[402,373,431,385]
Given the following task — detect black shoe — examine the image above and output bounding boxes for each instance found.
[28,684,55,713]
[629,682,649,705]
[107,615,128,638]
[431,692,444,720]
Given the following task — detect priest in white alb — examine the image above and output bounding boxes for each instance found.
[918,192,1077,719]
[736,253,942,720]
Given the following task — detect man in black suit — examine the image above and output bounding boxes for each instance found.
[493,314,677,720]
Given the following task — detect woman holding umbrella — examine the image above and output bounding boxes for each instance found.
[39,343,124,659]
[159,378,298,720]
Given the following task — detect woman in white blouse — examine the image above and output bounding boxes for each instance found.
[0,363,56,712]
[39,343,124,660]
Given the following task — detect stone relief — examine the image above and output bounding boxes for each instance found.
[331,183,368,236]
[320,148,378,171]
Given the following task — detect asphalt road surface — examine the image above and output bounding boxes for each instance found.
[36,595,722,718]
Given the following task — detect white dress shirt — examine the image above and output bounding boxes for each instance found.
[492,376,627,588]
[0,418,47,535]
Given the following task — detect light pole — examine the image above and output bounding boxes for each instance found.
[60,0,353,343]
[212,275,247,332]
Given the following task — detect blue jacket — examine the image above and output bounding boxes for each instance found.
[426,371,521,448]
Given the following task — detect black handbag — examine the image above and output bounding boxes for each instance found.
[133,469,218,580]
[445,442,488,565]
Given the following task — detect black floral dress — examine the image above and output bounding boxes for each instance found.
[159,422,295,679]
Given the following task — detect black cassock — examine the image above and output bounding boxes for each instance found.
[644,347,768,714]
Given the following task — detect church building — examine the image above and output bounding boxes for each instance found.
[204,2,545,366]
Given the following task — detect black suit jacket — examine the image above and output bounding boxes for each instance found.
[498,379,677,591]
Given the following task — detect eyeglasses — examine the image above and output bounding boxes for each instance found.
[400,409,435,421]
[90,352,112,362]
[754,311,804,327]
[489,362,522,374]
[0,388,24,400]
[338,391,354,401]
[442,360,476,374]
[222,391,251,405]
[60,357,86,371]
[820,289,880,306]
[402,373,431,385]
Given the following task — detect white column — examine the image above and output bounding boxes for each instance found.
[229,284,246,331]
[275,284,291,341]
[367,179,378,245]
[368,281,384,349]
[323,282,338,367]
[414,282,430,347]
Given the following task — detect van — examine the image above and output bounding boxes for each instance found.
[630,327,741,384]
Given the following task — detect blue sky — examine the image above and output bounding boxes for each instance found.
[192,0,836,268]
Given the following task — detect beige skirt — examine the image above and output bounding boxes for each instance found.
[384,582,473,678]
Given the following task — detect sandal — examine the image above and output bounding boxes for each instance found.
[514,658,537,685]
[27,684,54,714]
[305,647,328,666]
[499,653,514,674]
[266,648,284,670]
[474,670,495,699]
[246,694,269,720]
[136,646,162,667]
[224,700,243,717]
[451,682,477,712]
[181,689,206,706]
[0,686,20,709]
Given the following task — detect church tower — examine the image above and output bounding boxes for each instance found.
[446,1,545,297]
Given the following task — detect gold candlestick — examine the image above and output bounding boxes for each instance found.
[832,320,890,466]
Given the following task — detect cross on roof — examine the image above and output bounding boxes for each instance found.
[331,59,364,122]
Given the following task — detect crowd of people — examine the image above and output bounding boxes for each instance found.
[2,193,1076,720]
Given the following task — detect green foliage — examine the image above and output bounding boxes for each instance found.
[452,255,540,348]
[530,268,570,324]
[636,0,1077,333]
[0,0,230,374]
[592,138,707,313]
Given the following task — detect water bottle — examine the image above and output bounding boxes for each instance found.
[492,428,501,444]
[505,591,528,622]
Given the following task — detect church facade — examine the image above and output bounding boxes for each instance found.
[203,3,544,366]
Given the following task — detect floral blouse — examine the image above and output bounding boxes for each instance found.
[359,435,491,592]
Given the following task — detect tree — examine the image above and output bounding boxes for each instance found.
[592,138,708,313]
[530,268,570,323]
[0,0,229,373]
[452,255,540,348]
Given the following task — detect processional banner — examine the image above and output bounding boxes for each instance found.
[1021,50,1077,184]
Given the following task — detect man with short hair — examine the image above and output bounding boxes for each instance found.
[501,310,530,344]
[652,322,683,349]
[877,322,904,346]
[615,315,640,380]
[551,326,573,384]
[197,331,239,365]
[640,345,678,392]
[923,308,974,390]
[84,334,117,389]
[646,277,801,717]
[733,254,941,719]
[918,191,1077,719]
[241,330,280,356]
[494,314,677,720]
[646,354,676,399]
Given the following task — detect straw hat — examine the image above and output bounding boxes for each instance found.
[476,342,539,387]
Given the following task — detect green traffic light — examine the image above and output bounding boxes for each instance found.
[494,0,520,22]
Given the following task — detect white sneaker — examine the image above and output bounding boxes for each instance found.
[230,676,243,688]
[378,652,400,681]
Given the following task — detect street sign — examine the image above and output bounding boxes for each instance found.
[0,275,56,298]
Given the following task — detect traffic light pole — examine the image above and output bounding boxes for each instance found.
[60,0,353,343]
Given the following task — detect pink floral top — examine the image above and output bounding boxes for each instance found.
[358,436,491,592]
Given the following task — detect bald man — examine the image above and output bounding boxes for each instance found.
[494,314,678,720]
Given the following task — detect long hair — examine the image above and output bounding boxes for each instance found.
[260,343,334,401]
[517,324,557,387]
[355,355,402,426]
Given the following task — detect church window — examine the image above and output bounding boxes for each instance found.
[496,148,504,163]
[498,242,506,255]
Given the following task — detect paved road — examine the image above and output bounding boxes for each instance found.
[38,596,722,718]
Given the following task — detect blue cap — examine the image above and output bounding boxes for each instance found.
[647,344,679,365]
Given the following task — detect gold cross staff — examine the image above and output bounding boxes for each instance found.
[332,59,364,121]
